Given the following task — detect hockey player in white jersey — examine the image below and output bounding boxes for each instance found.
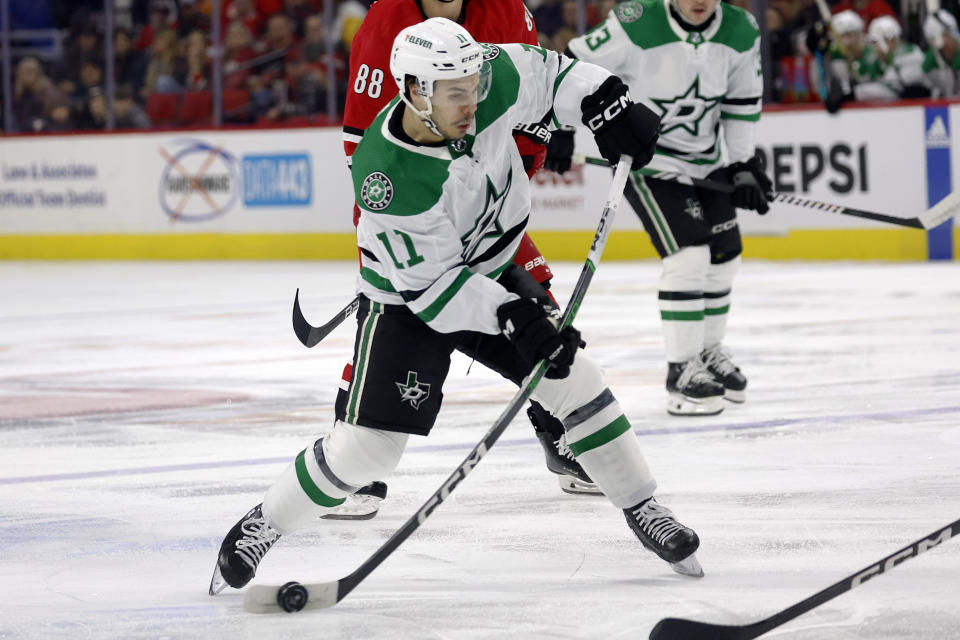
[208,18,703,596]
[567,0,771,415]
[866,16,929,99]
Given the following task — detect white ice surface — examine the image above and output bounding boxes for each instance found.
[1,260,959,640]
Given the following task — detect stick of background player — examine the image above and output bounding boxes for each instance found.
[209,18,705,598]
[332,0,594,517]
[566,0,768,417]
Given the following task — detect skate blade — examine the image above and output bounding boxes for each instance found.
[209,564,229,595]
[557,475,603,496]
[320,495,383,520]
[669,553,704,578]
[667,394,724,416]
[724,388,746,403]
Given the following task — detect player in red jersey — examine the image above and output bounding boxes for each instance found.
[328,0,595,519]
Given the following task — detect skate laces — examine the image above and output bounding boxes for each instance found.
[235,516,280,569]
[555,434,576,461]
[677,357,715,388]
[702,345,737,376]
[631,499,684,545]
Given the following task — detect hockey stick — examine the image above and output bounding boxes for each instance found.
[291,291,359,348]
[576,154,960,230]
[242,156,634,614]
[649,516,960,640]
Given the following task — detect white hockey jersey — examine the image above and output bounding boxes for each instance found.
[350,43,611,335]
[567,0,762,178]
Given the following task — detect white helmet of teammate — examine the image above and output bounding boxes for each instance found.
[390,17,492,137]
[868,15,901,53]
[831,10,865,35]
[924,9,960,49]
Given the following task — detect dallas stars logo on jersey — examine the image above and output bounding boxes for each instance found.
[652,77,722,136]
[361,172,394,210]
[396,371,431,409]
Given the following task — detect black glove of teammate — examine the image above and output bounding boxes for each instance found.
[805,20,832,55]
[544,128,575,174]
[727,151,773,214]
[497,298,583,379]
[581,76,660,170]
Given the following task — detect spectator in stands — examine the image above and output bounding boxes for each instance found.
[283,0,320,38]
[114,84,153,128]
[178,0,212,36]
[224,20,259,90]
[13,57,66,132]
[831,0,896,28]
[532,0,563,40]
[223,0,267,37]
[56,22,102,98]
[923,8,960,96]
[45,95,76,131]
[75,86,107,129]
[76,59,104,99]
[135,0,179,51]
[867,15,929,97]
[288,13,345,114]
[184,30,212,91]
[250,13,298,119]
[143,29,186,96]
[114,27,148,92]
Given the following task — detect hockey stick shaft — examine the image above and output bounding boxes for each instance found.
[649,516,960,640]
[245,156,633,613]
[291,291,359,348]
[575,154,959,230]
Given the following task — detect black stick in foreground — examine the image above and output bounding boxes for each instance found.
[649,516,960,640]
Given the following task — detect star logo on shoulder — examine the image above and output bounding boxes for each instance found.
[651,77,722,137]
[396,371,431,410]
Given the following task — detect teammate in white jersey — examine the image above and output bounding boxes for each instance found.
[567,0,771,416]
[209,18,704,596]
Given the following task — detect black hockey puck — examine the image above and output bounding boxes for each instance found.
[277,581,308,612]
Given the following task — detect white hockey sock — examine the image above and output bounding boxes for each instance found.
[262,442,351,534]
[704,256,739,348]
[562,389,656,509]
[263,422,408,534]
[659,246,709,362]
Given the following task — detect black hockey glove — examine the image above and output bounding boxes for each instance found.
[544,128,575,174]
[497,298,583,379]
[727,151,773,214]
[581,76,660,170]
[805,20,832,55]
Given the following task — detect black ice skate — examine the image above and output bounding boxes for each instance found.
[665,357,725,416]
[529,406,601,495]
[209,504,281,595]
[535,430,602,495]
[624,497,703,577]
[321,481,388,520]
[701,344,747,403]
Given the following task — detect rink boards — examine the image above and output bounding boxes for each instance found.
[0,101,957,260]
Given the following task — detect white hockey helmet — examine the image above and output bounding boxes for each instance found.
[831,10,865,35]
[924,9,960,49]
[390,17,491,137]
[868,15,901,53]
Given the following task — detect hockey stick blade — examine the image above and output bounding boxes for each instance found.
[649,516,960,640]
[244,581,339,613]
[919,190,960,229]
[243,156,635,614]
[576,154,952,230]
[292,290,360,348]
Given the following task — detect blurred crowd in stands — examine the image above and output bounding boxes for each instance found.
[4,0,960,133]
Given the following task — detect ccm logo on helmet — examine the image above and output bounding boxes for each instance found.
[586,94,631,132]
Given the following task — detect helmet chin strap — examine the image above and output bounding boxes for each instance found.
[400,92,444,138]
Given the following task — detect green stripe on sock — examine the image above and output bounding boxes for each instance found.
[660,309,705,321]
[704,304,730,316]
[568,414,632,456]
[295,450,346,507]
